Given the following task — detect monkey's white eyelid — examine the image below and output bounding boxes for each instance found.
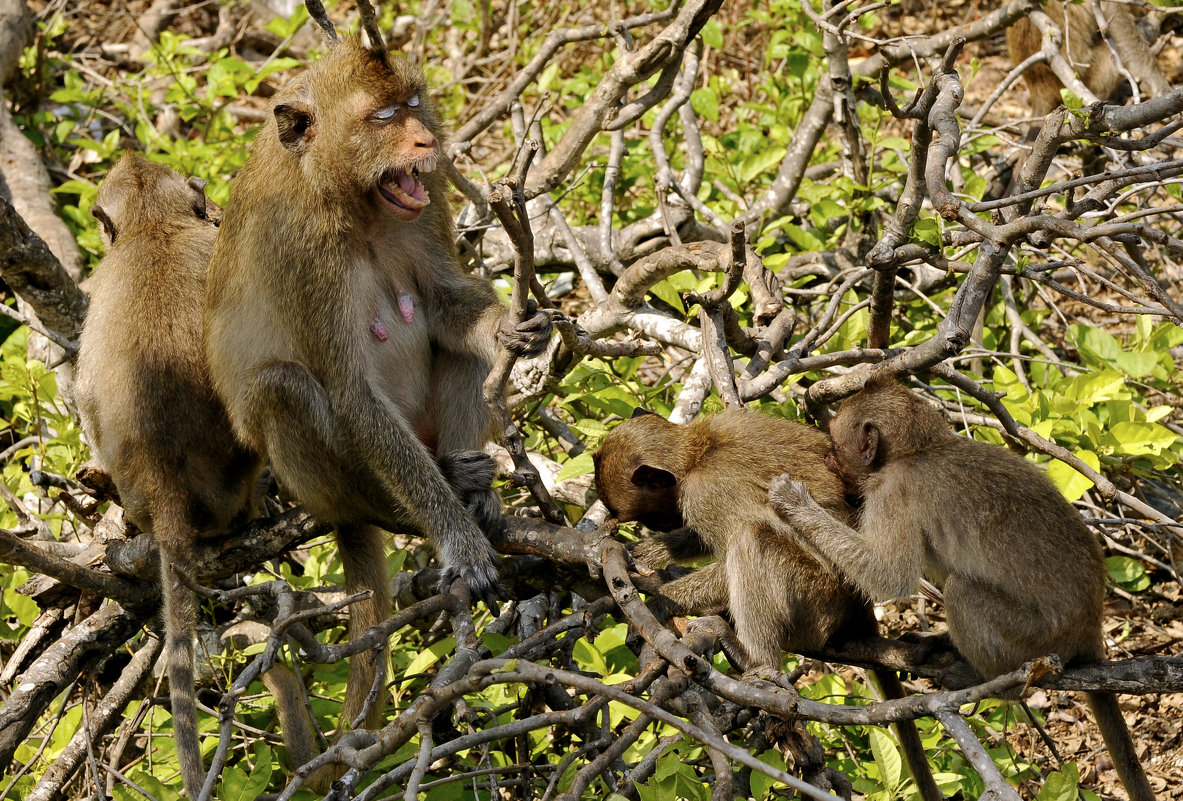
[374,105,398,120]
[408,94,420,107]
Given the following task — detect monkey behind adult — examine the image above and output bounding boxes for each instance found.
[1007,0,1170,116]
[75,152,260,797]
[770,378,1155,801]
[594,409,946,801]
[204,30,551,774]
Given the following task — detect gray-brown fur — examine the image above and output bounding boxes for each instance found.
[75,152,260,799]
[594,409,945,801]
[203,36,549,777]
[770,378,1154,801]
[1008,1,1170,116]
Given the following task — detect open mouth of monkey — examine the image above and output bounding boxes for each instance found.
[376,167,430,220]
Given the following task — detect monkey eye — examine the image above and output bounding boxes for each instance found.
[374,105,399,121]
[407,94,420,108]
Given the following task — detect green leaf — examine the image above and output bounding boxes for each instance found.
[869,726,903,790]
[1107,556,1150,591]
[648,278,686,313]
[750,750,787,799]
[700,20,723,50]
[556,451,596,482]
[780,223,823,252]
[1046,450,1099,503]
[400,637,455,690]
[1102,421,1179,456]
[1036,762,1081,801]
[224,748,273,801]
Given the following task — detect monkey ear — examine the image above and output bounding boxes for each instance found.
[630,408,657,419]
[859,422,880,467]
[92,205,116,245]
[275,102,315,154]
[630,464,676,489]
[187,177,211,219]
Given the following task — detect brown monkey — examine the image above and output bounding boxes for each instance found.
[1008,1,1170,116]
[75,152,260,798]
[594,409,946,801]
[769,378,1155,801]
[203,34,550,763]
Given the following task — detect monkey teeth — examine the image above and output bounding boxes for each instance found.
[377,168,430,219]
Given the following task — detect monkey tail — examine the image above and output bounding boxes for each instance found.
[154,508,204,799]
[869,669,945,801]
[1085,691,1156,801]
[260,664,322,772]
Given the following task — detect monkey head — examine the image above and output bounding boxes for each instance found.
[92,151,217,246]
[593,410,687,532]
[268,37,446,223]
[827,377,951,488]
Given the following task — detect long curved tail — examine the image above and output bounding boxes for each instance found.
[1086,691,1156,801]
[156,513,203,798]
[870,669,946,801]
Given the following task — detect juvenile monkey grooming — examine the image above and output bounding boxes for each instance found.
[204,24,550,761]
[76,152,259,798]
[771,378,1155,801]
[595,409,945,801]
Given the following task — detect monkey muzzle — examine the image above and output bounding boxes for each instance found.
[376,167,430,220]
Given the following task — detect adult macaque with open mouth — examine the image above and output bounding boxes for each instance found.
[204,10,552,780]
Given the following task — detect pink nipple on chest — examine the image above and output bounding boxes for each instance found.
[370,291,415,343]
[370,315,389,342]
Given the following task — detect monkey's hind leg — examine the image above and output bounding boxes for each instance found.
[428,351,504,540]
[725,538,787,670]
[336,523,392,732]
[439,450,504,541]
[243,362,394,787]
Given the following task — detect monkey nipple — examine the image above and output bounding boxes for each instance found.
[397,291,414,324]
[370,316,389,342]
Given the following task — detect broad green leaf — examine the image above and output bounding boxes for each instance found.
[1102,421,1179,456]
[1046,450,1099,503]
[648,278,686,313]
[400,637,455,690]
[750,750,788,799]
[1107,556,1150,591]
[1112,349,1159,378]
[869,726,903,790]
[1036,762,1081,801]
[556,451,596,482]
[780,223,823,251]
[700,20,723,49]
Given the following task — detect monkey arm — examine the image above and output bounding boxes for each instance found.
[769,476,921,602]
[426,272,553,362]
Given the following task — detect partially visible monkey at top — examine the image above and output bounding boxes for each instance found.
[1008,0,1171,116]
[204,28,551,777]
[770,377,1155,801]
[75,152,260,799]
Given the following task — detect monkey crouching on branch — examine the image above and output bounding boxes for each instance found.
[75,152,260,798]
[203,31,551,775]
[594,409,947,801]
[1007,0,1171,116]
[770,377,1155,801]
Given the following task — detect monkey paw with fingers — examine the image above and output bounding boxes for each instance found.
[768,475,826,522]
[440,543,505,618]
[497,303,556,357]
[740,662,796,692]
